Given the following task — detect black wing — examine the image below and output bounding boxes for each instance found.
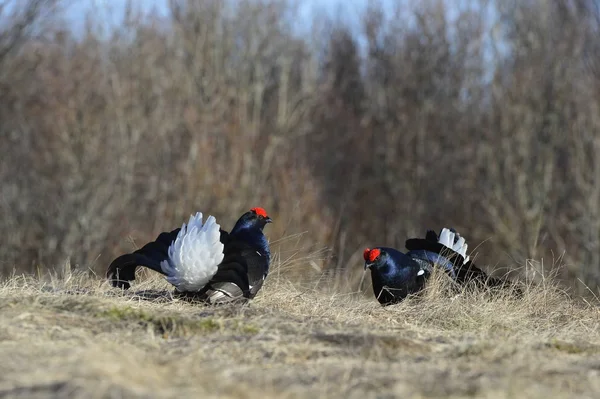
[405,235,466,267]
[405,231,511,289]
[453,261,514,290]
[107,228,229,289]
[203,239,269,298]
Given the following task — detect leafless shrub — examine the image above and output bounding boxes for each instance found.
[2,0,600,296]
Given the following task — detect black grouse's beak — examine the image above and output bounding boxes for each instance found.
[364,262,374,270]
[265,216,273,224]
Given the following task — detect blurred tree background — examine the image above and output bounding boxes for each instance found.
[2,0,600,296]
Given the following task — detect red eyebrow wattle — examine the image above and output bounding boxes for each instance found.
[363,248,381,262]
[251,207,268,218]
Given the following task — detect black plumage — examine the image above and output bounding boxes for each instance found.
[364,247,429,306]
[107,207,272,304]
[364,228,514,306]
[405,229,508,288]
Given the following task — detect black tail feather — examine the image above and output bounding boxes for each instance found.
[106,252,166,289]
[106,228,181,289]
[406,234,518,292]
[425,230,439,242]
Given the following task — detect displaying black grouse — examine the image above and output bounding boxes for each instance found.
[107,207,272,304]
[364,228,510,306]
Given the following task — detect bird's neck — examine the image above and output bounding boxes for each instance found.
[373,259,417,283]
[376,260,398,278]
[230,223,271,261]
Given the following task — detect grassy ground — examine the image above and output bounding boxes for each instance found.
[0,267,599,399]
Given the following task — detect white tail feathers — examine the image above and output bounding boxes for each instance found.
[438,228,470,264]
[160,212,225,292]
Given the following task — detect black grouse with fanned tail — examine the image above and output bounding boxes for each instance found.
[364,227,514,306]
[107,207,272,304]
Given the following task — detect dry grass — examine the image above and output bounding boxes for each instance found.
[0,262,599,399]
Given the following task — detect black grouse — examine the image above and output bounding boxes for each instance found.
[107,207,272,304]
[364,227,510,306]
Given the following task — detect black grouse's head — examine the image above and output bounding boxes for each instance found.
[236,207,273,230]
[363,248,388,270]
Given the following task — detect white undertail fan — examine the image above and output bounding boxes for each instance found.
[160,212,225,292]
[438,228,470,264]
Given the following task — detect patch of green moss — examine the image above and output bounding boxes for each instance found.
[549,340,588,354]
[96,306,222,336]
[98,306,152,321]
[94,305,260,338]
[234,321,260,335]
[195,318,222,331]
[450,342,491,358]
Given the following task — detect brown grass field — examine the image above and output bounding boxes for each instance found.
[0,260,599,399]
